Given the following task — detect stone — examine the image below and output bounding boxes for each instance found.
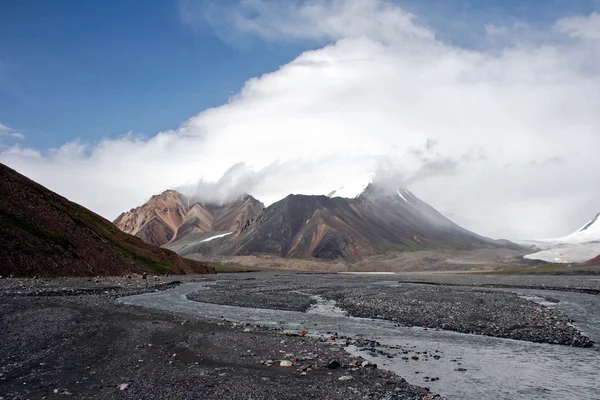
[117,383,129,391]
[338,375,354,381]
[280,360,293,367]
[299,364,312,371]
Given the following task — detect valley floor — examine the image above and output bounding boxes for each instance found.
[2,271,599,399]
[0,276,435,400]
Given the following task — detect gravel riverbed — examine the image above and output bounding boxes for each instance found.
[0,276,438,400]
[319,285,592,347]
[187,272,595,347]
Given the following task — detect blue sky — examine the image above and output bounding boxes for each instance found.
[1,0,598,150]
[0,0,313,148]
[1,0,600,238]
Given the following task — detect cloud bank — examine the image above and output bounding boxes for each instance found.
[2,1,600,239]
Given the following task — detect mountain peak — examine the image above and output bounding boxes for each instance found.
[152,189,183,200]
[203,187,510,260]
[115,189,264,246]
[578,212,600,233]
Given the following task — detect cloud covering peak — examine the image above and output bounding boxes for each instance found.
[2,0,600,240]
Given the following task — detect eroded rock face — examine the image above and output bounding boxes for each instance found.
[114,191,263,246]
[0,163,214,277]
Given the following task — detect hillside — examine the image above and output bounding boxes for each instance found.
[0,163,214,277]
[189,186,519,260]
[586,254,600,266]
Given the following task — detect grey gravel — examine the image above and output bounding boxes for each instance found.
[0,276,438,400]
[187,272,595,347]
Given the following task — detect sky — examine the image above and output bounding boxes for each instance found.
[1,0,600,240]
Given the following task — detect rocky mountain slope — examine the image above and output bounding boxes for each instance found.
[114,190,263,246]
[188,186,518,259]
[523,213,600,263]
[0,163,214,277]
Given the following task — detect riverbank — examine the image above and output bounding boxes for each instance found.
[0,276,438,400]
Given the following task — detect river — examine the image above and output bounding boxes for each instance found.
[119,280,600,399]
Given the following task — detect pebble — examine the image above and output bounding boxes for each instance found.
[117,383,129,391]
[338,375,354,381]
[299,364,312,371]
[280,360,293,367]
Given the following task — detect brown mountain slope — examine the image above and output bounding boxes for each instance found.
[585,254,600,266]
[114,190,189,246]
[115,191,264,246]
[0,163,214,277]
[195,186,520,260]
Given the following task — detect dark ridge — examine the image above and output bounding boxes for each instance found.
[0,163,214,277]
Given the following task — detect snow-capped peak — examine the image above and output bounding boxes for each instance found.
[562,213,600,243]
[327,182,370,199]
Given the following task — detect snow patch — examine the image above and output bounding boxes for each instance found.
[397,189,417,208]
[523,213,600,263]
[199,232,233,243]
[327,179,371,199]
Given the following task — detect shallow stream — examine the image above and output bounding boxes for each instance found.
[119,280,600,399]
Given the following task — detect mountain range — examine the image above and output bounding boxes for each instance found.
[4,160,598,274]
[120,185,520,260]
[114,190,263,247]
[0,163,214,277]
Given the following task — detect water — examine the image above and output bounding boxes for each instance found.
[119,282,600,399]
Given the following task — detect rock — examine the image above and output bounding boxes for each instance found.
[338,375,354,381]
[327,360,342,369]
[362,362,377,369]
[280,360,293,367]
[299,364,312,371]
[117,383,129,391]
[455,368,467,372]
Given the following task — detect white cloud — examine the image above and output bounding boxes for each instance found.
[0,122,25,140]
[180,0,433,46]
[2,0,600,240]
[556,12,600,41]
